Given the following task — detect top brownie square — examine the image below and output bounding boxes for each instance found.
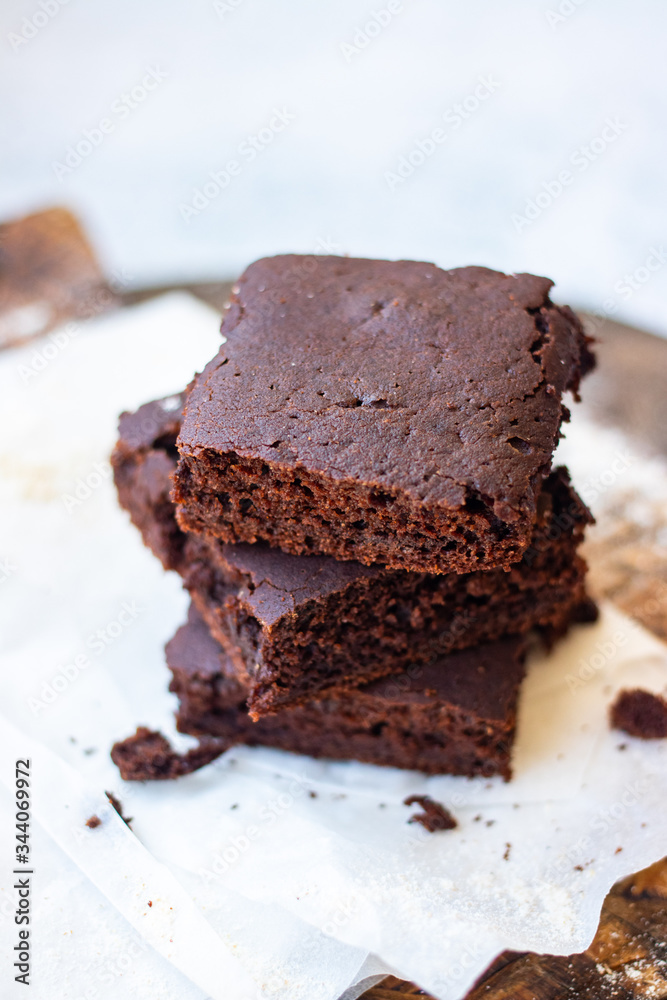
[174,255,594,573]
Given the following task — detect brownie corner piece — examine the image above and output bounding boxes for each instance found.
[173,255,594,573]
[111,393,185,570]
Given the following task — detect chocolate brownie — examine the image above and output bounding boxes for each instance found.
[166,604,527,780]
[173,256,594,574]
[112,393,184,564]
[610,689,667,739]
[111,726,225,780]
[113,395,593,716]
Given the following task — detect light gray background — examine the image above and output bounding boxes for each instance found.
[2,0,666,334]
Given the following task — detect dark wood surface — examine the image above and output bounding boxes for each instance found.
[2,212,666,998]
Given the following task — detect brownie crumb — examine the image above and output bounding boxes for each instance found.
[111,726,227,781]
[85,815,101,829]
[610,689,667,740]
[105,791,132,827]
[404,795,457,832]
[503,843,512,861]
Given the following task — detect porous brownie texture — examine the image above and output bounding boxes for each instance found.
[174,255,594,573]
[168,604,528,780]
[113,395,594,717]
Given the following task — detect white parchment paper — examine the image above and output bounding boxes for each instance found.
[1,295,666,1000]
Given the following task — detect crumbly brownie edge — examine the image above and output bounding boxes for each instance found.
[168,612,526,780]
[181,469,592,715]
[173,449,532,574]
[191,566,589,718]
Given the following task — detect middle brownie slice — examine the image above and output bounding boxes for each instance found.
[112,394,594,718]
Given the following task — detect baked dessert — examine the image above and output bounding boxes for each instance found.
[111,726,225,780]
[610,689,667,739]
[173,256,594,574]
[113,395,594,716]
[166,604,528,780]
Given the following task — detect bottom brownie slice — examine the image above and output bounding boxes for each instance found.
[166,604,528,780]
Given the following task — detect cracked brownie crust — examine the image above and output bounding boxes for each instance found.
[113,395,594,717]
[173,255,594,573]
[168,604,528,780]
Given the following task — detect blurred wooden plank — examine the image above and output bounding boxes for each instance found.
[121,280,234,315]
[580,312,667,459]
[362,859,667,999]
[0,206,114,348]
[571,314,667,643]
[363,978,430,996]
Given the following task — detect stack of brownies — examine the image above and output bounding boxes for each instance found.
[111,255,596,781]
